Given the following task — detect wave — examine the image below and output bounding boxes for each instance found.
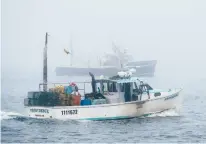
[139,108,181,119]
[149,109,180,117]
[1,111,26,120]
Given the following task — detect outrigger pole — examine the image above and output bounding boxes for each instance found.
[70,34,73,66]
[43,32,49,91]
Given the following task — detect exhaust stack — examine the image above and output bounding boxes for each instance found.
[43,32,49,91]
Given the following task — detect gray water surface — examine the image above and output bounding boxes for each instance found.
[1,76,206,143]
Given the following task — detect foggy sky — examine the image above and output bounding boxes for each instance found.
[2,0,206,79]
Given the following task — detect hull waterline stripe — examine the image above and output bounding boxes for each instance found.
[77,109,172,121]
[79,116,133,121]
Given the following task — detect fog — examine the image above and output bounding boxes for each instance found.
[1,0,206,81]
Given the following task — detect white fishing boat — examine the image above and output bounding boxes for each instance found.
[24,75,182,120]
[23,33,183,120]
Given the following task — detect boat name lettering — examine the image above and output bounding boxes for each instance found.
[164,93,178,101]
[61,110,78,115]
[30,108,49,113]
[35,114,44,117]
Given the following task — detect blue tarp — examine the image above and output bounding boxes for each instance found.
[64,86,73,94]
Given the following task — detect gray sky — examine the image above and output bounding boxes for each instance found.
[2,0,206,79]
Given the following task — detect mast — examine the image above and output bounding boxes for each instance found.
[43,32,49,91]
[70,34,73,66]
[97,56,102,67]
[88,59,90,68]
[99,57,102,67]
[112,41,122,69]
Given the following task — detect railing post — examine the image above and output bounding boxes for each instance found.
[84,82,85,95]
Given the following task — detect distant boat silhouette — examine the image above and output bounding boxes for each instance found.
[56,42,157,77]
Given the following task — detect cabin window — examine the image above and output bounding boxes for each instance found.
[96,83,101,92]
[96,81,118,93]
[133,82,138,89]
[140,84,153,92]
[108,83,112,92]
[113,83,117,92]
[108,82,117,92]
[120,83,125,92]
[143,86,148,92]
[124,83,131,102]
[99,82,108,93]
[103,83,108,92]
[145,84,153,90]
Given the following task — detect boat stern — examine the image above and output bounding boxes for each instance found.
[25,106,52,119]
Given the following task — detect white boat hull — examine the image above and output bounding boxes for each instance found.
[24,89,183,120]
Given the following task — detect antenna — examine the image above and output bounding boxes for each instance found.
[112,41,118,54]
[43,32,49,91]
[88,59,90,68]
[112,41,123,69]
[99,57,102,67]
[97,56,102,67]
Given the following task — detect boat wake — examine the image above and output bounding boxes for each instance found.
[150,109,180,117]
[1,111,27,121]
[141,108,181,119]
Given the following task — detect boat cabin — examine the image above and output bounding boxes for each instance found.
[84,74,153,104]
[24,73,153,107]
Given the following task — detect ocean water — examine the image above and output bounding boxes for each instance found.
[1,75,206,143]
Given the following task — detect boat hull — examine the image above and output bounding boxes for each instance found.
[24,89,182,120]
[55,60,157,77]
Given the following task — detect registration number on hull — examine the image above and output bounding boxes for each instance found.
[61,110,78,115]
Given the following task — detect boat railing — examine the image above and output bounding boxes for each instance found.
[39,81,92,95]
